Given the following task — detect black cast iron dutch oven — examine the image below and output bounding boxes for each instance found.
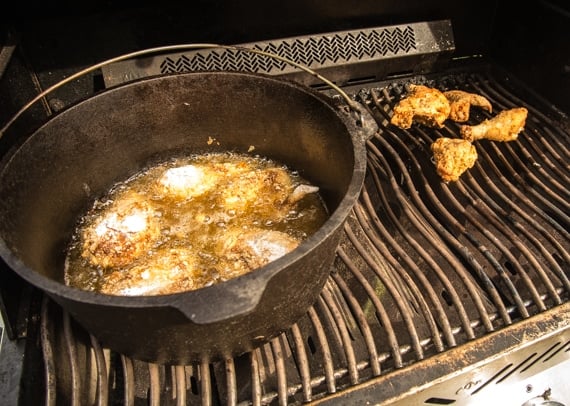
[0,45,378,364]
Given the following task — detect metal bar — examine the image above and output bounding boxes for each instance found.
[321,283,359,384]
[307,306,336,393]
[62,311,81,406]
[148,363,161,406]
[175,365,186,406]
[89,334,109,406]
[270,336,288,406]
[119,355,135,406]
[225,358,237,406]
[290,323,313,402]
[250,350,262,406]
[199,360,212,406]
[40,297,57,406]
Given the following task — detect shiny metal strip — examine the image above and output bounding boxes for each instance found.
[270,336,288,406]
[148,363,160,406]
[321,283,359,384]
[40,297,57,406]
[307,306,336,393]
[89,334,108,406]
[175,365,186,406]
[119,355,135,406]
[290,323,313,402]
[62,311,81,406]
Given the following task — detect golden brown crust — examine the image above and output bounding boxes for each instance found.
[460,107,528,142]
[431,137,478,182]
[443,90,493,122]
[390,84,451,129]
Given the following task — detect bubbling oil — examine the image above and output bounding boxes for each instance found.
[64,152,329,296]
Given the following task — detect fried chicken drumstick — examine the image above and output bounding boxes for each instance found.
[460,107,528,142]
[431,137,478,182]
[390,84,451,129]
[443,90,493,122]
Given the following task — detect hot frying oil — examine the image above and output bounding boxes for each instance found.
[64,152,328,295]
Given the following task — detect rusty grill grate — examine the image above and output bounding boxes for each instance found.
[36,65,569,405]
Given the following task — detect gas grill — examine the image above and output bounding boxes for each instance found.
[1,1,569,405]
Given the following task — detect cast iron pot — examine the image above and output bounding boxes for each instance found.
[0,70,376,364]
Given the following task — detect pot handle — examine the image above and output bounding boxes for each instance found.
[0,43,378,141]
[168,273,269,324]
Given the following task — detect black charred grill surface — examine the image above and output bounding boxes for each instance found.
[32,65,569,405]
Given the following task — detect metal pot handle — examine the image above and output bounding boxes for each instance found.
[0,43,378,141]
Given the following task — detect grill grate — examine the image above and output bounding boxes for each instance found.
[35,65,569,405]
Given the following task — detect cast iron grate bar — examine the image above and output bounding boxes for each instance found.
[38,66,568,405]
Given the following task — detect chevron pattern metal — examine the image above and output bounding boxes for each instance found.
[159,26,417,74]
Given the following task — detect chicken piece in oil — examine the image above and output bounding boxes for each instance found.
[219,167,318,219]
[443,90,493,122]
[460,107,528,142]
[80,191,160,268]
[390,84,451,129]
[157,161,252,200]
[431,137,478,182]
[100,248,200,296]
[217,227,300,280]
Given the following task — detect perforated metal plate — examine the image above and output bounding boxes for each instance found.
[102,20,454,88]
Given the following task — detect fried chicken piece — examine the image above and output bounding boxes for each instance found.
[100,248,201,296]
[217,228,300,279]
[80,191,161,268]
[460,107,528,142]
[219,167,319,220]
[390,84,451,129]
[156,161,252,200]
[431,137,478,182]
[443,90,493,122]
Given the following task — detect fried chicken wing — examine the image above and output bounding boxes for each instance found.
[431,137,478,182]
[460,107,528,142]
[443,90,493,122]
[390,84,451,129]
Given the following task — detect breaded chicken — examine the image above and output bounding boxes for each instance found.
[157,161,252,200]
[443,90,493,122]
[431,137,478,182]
[460,107,528,142]
[100,248,200,296]
[80,191,160,268]
[219,167,319,219]
[390,84,451,129]
[218,228,300,279]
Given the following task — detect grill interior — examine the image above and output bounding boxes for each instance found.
[20,63,569,405]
